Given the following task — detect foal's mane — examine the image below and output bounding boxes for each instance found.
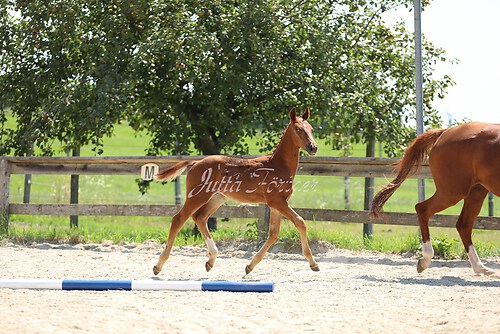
[267,118,294,158]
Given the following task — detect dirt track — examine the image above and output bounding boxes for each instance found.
[0,240,499,334]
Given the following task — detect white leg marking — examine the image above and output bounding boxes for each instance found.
[468,245,496,275]
[422,241,434,262]
[418,241,434,272]
[206,238,218,259]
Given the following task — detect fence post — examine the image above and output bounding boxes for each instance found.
[70,146,80,228]
[23,142,34,204]
[344,176,350,209]
[363,140,375,238]
[0,158,11,235]
[489,192,494,217]
[257,204,270,239]
[174,176,182,205]
[23,174,32,204]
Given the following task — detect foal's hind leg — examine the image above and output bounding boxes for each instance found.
[192,193,227,272]
[415,192,461,273]
[245,208,282,274]
[456,185,496,275]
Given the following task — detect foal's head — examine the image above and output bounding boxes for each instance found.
[289,107,318,155]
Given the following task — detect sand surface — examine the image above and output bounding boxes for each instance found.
[0,240,499,334]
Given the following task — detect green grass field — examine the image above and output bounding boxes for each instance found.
[4,120,499,257]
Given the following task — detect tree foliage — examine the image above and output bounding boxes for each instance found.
[0,0,147,155]
[0,0,453,157]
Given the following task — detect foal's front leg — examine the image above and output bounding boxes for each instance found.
[246,208,282,274]
[273,202,319,272]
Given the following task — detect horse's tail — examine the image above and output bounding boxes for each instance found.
[370,128,447,218]
[154,160,197,182]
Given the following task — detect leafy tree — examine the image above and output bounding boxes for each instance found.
[0,0,149,155]
[126,0,316,155]
[313,4,452,156]
[0,0,453,158]
[126,0,452,158]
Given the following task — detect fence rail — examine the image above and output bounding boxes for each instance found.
[1,156,499,234]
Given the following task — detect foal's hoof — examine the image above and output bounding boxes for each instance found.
[245,265,253,275]
[153,265,161,276]
[310,264,320,272]
[484,269,497,276]
[205,262,213,272]
[475,267,496,276]
[416,259,427,273]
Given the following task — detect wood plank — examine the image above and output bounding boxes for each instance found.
[7,156,199,175]
[5,156,424,168]
[297,164,431,178]
[10,164,147,175]
[9,203,260,218]
[7,156,431,178]
[293,208,500,230]
[9,204,500,230]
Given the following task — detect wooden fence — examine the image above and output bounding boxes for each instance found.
[1,156,499,235]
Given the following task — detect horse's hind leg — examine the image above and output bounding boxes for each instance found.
[456,185,496,275]
[153,202,199,275]
[192,193,227,272]
[415,192,461,273]
[245,208,282,274]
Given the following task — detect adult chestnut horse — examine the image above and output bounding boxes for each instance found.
[371,122,500,276]
[153,108,319,276]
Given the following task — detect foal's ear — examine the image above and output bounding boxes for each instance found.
[289,107,297,121]
[302,107,310,120]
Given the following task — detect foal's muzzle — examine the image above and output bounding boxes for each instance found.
[307,142,318,155]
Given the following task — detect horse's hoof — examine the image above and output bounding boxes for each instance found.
[475,267,496,276]
[484,269,497,276]
[153,265,161,276]
[205,262,213,272]
[310,264,320,272]
[488,271,500,279]
[245,265,252,275]
[416,259,427,273]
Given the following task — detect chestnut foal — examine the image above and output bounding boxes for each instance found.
[153,108,319,275]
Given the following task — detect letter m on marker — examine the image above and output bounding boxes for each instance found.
[141,163,159,181]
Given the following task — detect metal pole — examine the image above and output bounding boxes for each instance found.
[414,0,425,202]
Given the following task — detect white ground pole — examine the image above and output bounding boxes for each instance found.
[0,279,274,292]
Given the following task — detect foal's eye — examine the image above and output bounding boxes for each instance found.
[295,127,302,133]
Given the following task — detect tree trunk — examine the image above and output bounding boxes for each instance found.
[186,107,219,232]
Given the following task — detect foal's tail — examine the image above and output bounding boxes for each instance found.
[370,128,447,218]
[154,160,197,182]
